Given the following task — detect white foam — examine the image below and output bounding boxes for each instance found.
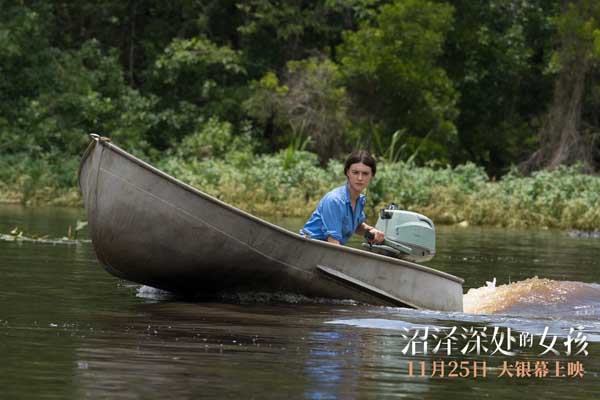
[136,285,173,300]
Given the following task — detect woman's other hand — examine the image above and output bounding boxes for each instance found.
[369,228,385,244]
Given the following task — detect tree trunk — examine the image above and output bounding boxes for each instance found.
[522,0,597,173]
[523,58,591,171]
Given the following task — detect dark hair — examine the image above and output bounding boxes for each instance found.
[343,150,376,176]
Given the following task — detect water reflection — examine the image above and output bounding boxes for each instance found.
[72,303,347,398]
[304,331,355,399]
[72,303,436,399]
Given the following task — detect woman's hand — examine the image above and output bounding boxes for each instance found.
[358,223,385,244]
[369,228,385,244]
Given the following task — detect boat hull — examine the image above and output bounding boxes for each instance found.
[79,138,464,311]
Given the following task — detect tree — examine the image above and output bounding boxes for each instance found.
[444,0,559,176]
[244,57,351,163]
[338,0,458,164]
[523,0,600,172]
[0,2,161,156]
[237,0,351,74]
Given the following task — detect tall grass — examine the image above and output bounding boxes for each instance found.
[374,163,600,230]
[0,153,81,206]
[156,152,600,230]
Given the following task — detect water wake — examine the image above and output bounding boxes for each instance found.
[463,276,600,317]
[136,286,360,305]
[220,291,359,305]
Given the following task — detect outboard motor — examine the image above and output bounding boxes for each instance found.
[363,203,435,263]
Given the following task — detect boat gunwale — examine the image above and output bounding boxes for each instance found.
[79,137,464,285]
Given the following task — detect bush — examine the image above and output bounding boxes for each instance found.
[0,152,81,206]
[3,143,600,231]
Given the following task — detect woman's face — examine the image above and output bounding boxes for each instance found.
[346,162,373,194]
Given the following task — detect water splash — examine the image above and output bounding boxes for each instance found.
[463,276,600,317]
[136,285,173,301]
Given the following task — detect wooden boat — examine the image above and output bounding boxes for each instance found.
[78,135,464,311]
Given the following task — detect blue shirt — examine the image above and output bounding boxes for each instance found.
[301,184,367,245]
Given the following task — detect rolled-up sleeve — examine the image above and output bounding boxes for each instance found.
[358,210,367,228]
[319,197,343,242]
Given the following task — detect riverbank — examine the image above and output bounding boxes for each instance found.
[1,151,599,230]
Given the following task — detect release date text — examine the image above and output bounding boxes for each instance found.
[408,360,585,378]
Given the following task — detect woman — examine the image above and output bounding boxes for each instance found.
[301,150,385,245]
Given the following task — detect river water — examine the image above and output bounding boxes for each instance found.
[1,205,599,399]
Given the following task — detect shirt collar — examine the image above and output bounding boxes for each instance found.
[344,183,366,206]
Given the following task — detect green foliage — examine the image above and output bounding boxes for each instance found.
[554,0,600,140]
[594,29,600,56]
[553,0,600,65]
[384,130,406,164]
[154,149,600,229]
[2,0,600,231]
[0,16,155,156]
[147,35,249,146]
[245,57,351,162]
[236,0,352,73]
[155,37,245,79]
[23,40,138,154]
[338,0,459,164]
[0,0,595,172]
[158,147,337,217]
[171,117,256,163]
[3,140,600,229]
[475,165,600,229]
[360,160,600,230]
[444,0,559,175]
[371,161,487,208]
[324,0,387,23]
[0,152,80,206]
[153,36,246,108]
[282,132,312,171]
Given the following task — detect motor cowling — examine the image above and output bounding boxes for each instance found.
[363,204,436,263]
